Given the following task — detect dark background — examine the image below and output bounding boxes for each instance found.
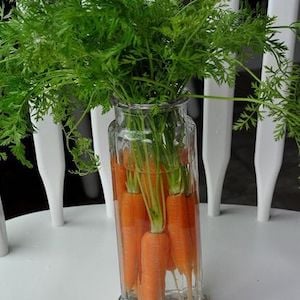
[1,0,299,219]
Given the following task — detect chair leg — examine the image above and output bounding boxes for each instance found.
[202,0,238,217]
[31,113,65,226]
[255,122,285,222]
[255,0,299,222]
[0,196,8,256]
[90,107,115,218]
[203,80,234,217]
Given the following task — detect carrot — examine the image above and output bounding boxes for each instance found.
[110,156,117,199]
[167,251,176,271]
[166,194,193,300]
[120,191,148,293]
[140,231,169,300]
[133,192,149,284]
[166,221,176,272]
[120,192,138,291]
[112,158,126,201]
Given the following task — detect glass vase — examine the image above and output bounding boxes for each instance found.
[109,100,205,300]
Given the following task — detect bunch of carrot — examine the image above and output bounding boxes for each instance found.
[112,148,200,300]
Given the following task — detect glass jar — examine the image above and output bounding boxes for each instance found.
[109,100,204,300]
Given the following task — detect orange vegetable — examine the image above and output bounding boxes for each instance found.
[166,194,193,299]
[111,158,126,201]
[167,251,176,271]
[140,231,169,300]
[120,192,148,292]
[134,192,149,284]
[110,156,117,199]
[120,192,138,291]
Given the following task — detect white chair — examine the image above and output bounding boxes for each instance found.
[90,107,115,219]
[202,0,238,218]
[0,0,298,258]
[254,0,299,221]
[202,0,299,220]
[30,112,65,227]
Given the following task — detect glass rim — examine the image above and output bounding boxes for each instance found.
[111,98,188,111]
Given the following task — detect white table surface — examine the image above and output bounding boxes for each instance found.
[0,204,299,300]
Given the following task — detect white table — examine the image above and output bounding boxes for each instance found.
[0,204,299,300]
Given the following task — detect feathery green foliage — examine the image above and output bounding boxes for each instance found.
[0,0,299,174]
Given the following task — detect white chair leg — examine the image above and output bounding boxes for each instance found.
[203,80,234,216]
[31,113,65,226]
[90,107,115,218]
[255,0,299,222]
[0,196,8,256]
[255,119,285,222]
[202,0,238,217]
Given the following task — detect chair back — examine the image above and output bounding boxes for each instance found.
[1,0,299,257]
[202,0,299,221]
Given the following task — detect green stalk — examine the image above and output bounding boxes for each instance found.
[182,93,299,122]
[159,109,190,196]
[150,116,167,231]
[125,169,140,194]
[128,110,164,233]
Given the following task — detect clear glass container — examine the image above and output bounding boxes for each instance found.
[109,100,205,300]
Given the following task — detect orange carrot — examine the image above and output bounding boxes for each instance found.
[166,194,193,299]
[133,192,149,284]
[110,156,117,200]
[112,159,126,201]
[167,250,176,271]
[140,231,169,300]
[120,192,138,291]
[120,191,148,293]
